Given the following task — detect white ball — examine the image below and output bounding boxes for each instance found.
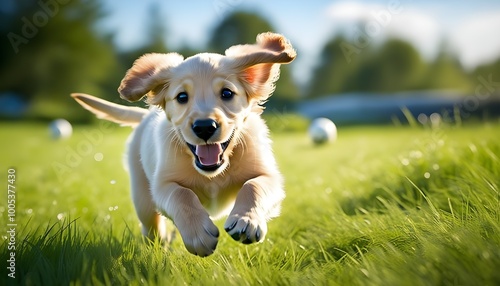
[309,117,337,144]
[49,119,73,139]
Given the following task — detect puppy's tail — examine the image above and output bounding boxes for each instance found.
[71,93,148,127]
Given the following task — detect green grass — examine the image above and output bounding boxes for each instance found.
[1,121,499,285]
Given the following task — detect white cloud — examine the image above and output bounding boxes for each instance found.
[325,1,500,68]
[325,1,441,59]
[450,11,500,69]
[386,10,442,59]
[326,2,378,22]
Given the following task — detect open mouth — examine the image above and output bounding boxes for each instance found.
[187,132,233,172]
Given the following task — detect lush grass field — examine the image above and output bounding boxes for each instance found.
[1,121,499,285]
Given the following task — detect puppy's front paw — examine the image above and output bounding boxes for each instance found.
[177,215,219,257]
[224,213,267,244]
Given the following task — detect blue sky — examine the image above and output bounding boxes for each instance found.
[99,0,500,83]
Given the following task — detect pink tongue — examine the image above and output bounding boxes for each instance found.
[195,144,223,166]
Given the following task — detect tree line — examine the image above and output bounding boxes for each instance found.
[0,0,498,121]
[308,34,500,98]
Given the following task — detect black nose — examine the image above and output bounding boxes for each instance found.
[192,119,219,141]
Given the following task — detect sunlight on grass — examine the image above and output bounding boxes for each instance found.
[1,122,499,285]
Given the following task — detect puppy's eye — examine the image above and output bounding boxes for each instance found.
[221,88,234,101]
[176,92,188,104]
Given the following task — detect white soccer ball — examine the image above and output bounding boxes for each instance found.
[309,117,337,144]
[49,119,73,139]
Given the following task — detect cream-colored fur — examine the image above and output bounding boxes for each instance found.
[72,32,296,257]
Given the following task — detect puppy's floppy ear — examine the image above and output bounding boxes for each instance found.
[118,53,184,102]
[224,32,296,102]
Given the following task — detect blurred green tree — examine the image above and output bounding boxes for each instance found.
[348,39,426,92]
[472,58,500,95]
[209,11,273,53]
[306,35,361,98]
[307,36,430,97]
[208,11,299,108]
[0,0,118,121]
[418,43,472,92]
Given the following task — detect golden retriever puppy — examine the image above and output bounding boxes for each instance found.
[72,32,296,256]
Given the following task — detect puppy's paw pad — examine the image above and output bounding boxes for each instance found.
[224,214,267,244]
